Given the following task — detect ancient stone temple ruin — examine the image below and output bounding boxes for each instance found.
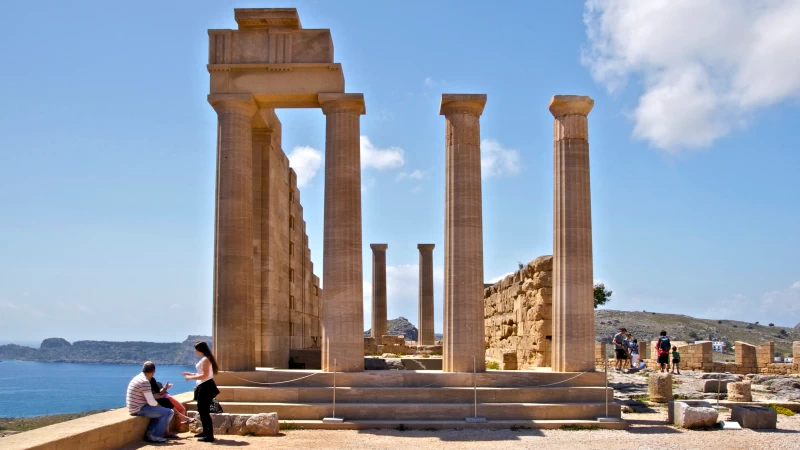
[205,7,621,428]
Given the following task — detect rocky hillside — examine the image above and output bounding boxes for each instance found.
[0,335,212,365]
[365,317,425,341]
[597,309,799,357]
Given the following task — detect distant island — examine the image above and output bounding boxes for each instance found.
[0,335,212,365]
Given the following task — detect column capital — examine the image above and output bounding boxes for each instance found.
[208,94,258,116]
[548,95,593,118]
[439,94,486,117]
[318,93,366,115]
[417,243,435,251]
[370,243,388,252]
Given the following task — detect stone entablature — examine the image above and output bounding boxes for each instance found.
[484,255,554,370]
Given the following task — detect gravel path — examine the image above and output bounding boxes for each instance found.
[120,410,800,450]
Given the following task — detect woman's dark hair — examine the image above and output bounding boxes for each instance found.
[660,330,667,336]
[195,341,219,375]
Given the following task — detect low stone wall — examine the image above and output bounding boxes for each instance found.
[1,392,194,450]
[639,340,800,374]
[364,335,417,356]
[484,255,553,370]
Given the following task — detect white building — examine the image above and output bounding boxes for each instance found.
[712,341,725,352]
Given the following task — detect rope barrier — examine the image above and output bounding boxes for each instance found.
[223,372,320,385]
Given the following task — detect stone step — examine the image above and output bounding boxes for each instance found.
[214,369,606,388]
[186,401,620,421]
[216,386,613,404]
[274,418,627,430]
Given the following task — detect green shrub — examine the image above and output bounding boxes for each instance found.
[486,361,500,370]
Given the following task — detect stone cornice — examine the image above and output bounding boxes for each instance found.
[207,63,342,73]
[549,95,594,118]
[439,94,487,117]
[370,244,389,251]
[318,93,366,115]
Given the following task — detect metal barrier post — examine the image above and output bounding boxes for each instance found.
[465,356,487,423]
[322,357,344,423]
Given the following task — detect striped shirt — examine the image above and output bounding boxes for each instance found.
[126,373,152,414]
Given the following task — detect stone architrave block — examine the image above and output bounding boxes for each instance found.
[648,373,673,403]
[731,406,777,429]
[727,381,752,402]
[673,402,719,429]
[246,412,279,436]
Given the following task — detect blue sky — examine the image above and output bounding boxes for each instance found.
[1,0,799,343]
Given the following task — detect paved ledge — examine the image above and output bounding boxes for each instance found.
[1,392,194,450]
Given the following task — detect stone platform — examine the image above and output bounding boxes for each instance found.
[184,369,623,428]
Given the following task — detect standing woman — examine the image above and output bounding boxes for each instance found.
[183,341,219,442]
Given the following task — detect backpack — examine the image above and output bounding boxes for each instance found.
[658,337,671,354]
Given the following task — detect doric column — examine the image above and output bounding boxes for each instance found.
[550,95,595,372]
[370,244,388,345]
[209,94,259,372]
[319,93,366,372]
[417,244,436,346]
[440,94,487,373]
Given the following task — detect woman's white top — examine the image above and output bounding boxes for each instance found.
[195,357,214,386]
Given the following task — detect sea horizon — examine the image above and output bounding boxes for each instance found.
[0,360,197,418]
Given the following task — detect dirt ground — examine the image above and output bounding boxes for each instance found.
[120,410,800,450]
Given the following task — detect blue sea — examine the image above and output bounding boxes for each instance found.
[0,360,197,418]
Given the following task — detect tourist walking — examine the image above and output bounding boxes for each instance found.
[656,331,672,373]
[184,341,219,443]
[629,338,640,369]
[612,328,628,371]
[126,361,174,443]
[671,346,681,374]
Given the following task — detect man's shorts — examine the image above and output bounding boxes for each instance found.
[672,359,680,365]
[658,354,669,365]
[615,348,628,360]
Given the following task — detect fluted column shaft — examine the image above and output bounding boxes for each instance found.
[209,94,258,372]
[370,244,388,345]
[417,244,436,346]
[320,93,366,372]
[550,95,595,372]
[440,94,487,373]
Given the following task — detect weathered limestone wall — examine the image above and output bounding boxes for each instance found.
[484,255,553,369]
[255,111,321,368]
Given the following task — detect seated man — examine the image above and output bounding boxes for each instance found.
[126,361,175,443]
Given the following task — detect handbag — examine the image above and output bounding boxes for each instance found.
[209,398,224,414]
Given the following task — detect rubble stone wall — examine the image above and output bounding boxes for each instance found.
[484,255,553,370]
[638,340,800,374]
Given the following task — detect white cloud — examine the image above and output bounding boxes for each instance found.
[424,77,437,87]
[583,0,800,152]
[0,300,20,310]
[76,305,91,313]
[792,281,800,289]
[410,185,423,194]
[481,139,521,178]
[762,282,800,322]
[360,136,405,170]
[488,272,514,284]
[396,170,425,181]
[288,146,323,187]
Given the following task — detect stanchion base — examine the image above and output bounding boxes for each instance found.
[721,421,742,430]
[323,417,344,423]
[597,417,623,423]
[465,417,487,423]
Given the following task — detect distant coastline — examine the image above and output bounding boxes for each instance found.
[0,335,211,366]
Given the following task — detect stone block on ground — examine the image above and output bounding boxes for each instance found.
[727,381,752,402]
[699,379,730,393]
[246,413,279,436]
[668,400,711,424]
[674,402,719,429]
[648,373,673,403]
[731,406,777,429]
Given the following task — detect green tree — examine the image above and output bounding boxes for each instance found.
[594,283,612,308]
